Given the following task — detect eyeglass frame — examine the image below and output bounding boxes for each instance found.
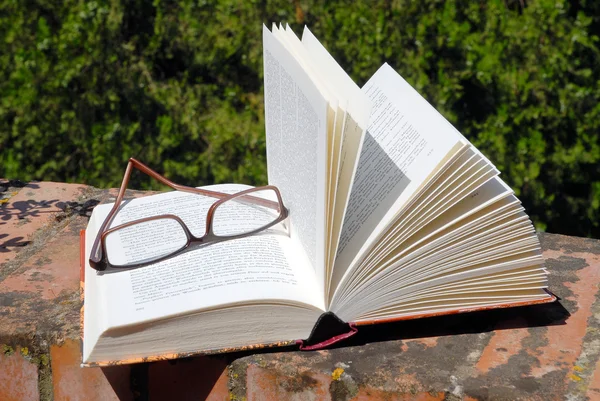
[89,158,289,271]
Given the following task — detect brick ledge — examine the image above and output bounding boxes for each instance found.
[1,180,599,401]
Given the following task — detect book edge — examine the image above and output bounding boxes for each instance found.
[81,339,298,367]
[353,291,557,326]
[80,229,86,366]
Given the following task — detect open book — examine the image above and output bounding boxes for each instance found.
[81,24,554,366]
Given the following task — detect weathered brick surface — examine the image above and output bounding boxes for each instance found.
[0,181,87,266]
[1,181,600,400]
[0,183,94,356]
[0,350,39,401]
[51,340,132,401]
[246,363,332,401]
[1,224,80,300]
[227,233,600,401]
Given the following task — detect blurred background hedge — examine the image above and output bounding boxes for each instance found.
[1,0,599,237]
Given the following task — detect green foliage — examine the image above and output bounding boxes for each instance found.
[1,0,599,237]
[0,0,272,189]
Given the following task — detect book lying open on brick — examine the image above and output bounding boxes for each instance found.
[81,24,555,366]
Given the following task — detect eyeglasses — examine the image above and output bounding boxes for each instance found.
[89,158,288,271]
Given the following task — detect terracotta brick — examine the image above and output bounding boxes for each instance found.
[353,390,445,400]
[0,215,84,339]
[587,355,600,400]
[51,339,132,401]
[530,249,600,381]
[246,364,332,401]
[148,356,229,401]
[475,318,529,373]
[0,350,39,401]
[0,181,88,265]
[0,223,80,300]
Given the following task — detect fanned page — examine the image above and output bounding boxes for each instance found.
[331,63,466,301]
[299,26,372,302]
[82,184,324,363]
[262,25,328,295]
[270,24,340,298]
[334,177,548,321]
[327,63,551,321]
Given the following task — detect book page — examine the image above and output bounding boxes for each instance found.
[85,184,325,330]
[333,63,465,294]
[263,25,328,296]
[300,27,372,300]
[337,207,542,319]
[273,25,341,297]
[354,201,527,295]
[333,177,514,307]
[355,150,497,278]
[385,177,513,261]
[336,204,532,314]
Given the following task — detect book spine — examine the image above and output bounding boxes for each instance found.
[79,229,86,361]
[296,323,358,351]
